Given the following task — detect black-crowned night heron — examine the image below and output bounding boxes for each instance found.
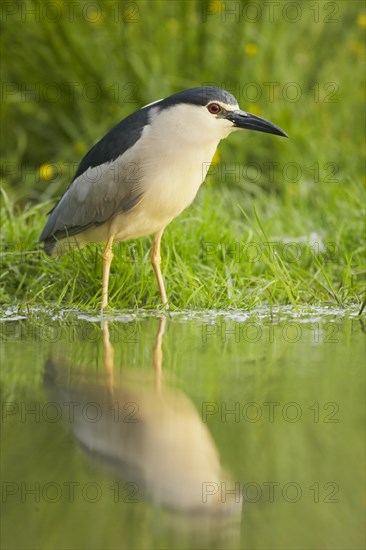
[39,86,287,308]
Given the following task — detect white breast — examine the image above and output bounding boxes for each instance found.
[112,104,227,241]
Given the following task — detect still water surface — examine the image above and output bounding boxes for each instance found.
[1,306,365,549]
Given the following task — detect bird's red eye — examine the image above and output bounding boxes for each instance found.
[207,103,221,114]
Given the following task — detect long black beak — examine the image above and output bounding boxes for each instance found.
[226,110,288,138]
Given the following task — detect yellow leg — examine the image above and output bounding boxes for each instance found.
[102,320,115,397]
[102,236,114,309]
[151,229,168,307]
[153,317,166,394]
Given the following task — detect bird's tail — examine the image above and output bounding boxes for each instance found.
[42,237,67,257]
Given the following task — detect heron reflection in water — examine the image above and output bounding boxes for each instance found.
[44,318,242,520]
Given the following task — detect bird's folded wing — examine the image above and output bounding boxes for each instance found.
[39,158,145,242]
[39,107,151,243]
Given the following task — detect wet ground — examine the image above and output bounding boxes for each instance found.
[1,306,365,549]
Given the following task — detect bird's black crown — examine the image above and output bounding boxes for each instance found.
[157,86,238,109]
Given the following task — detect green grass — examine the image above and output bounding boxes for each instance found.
[1,0,365,311]
[1,174,364,310]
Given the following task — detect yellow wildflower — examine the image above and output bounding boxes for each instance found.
[357,14,366,28]
[38,163,55,181]
[244,44,257,56]
[74,141,88,154]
